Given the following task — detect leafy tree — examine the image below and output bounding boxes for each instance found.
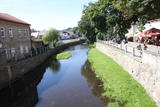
[112,0,160,30]
[77,0,160,42]
[78,14,97,43]
[42,29,59,46]
[31,28,38,33]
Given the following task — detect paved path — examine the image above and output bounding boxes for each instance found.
[98,40,160,56]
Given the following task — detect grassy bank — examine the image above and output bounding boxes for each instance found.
[56,52,72,60]
[88,48,156,107]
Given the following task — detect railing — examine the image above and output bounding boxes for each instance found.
[0,46,49,63]
[97,39,143,57]
[97,39,160,57]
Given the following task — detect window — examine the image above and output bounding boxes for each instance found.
[26,29,29,36]
[24,29,28,36]
[25,46,29,53]
[20,45,24,54]
[0,43,2,48]
[0,28,5,37]
[18,29,21,36]
[9,28,13,37]
[11,48,15,57]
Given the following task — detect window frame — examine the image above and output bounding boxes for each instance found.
[11,48,16,57]
[18,29,22,37]
[9,28,13,37]
[0,27,5,37]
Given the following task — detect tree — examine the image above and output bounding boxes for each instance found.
[78,1,131,41]
[42,29,59,46]
[112,0,160,30]
[77,0,160,42]
[31,28,37,33]
[78,14,97,43]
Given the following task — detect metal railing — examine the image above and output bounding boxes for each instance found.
[97,39,143,57]
[0,46,49,63]
[98,39,160,57]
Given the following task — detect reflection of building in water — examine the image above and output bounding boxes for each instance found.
[0,57,60,107]
[0,62,46,107]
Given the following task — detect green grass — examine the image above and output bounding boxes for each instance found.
[56,52,72,60]
[88,48,156,107]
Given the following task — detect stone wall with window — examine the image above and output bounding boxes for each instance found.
[0,20,31,61]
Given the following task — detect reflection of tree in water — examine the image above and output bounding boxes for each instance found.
[67,45,89,51]
[49,59,61,73]
[68,46,76,50]
[81,61,113,105]
[81,61,104,96]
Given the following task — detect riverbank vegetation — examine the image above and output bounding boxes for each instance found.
[82,42,96,48]
[56,52,72,60]
[88,48,156,107]
[75,0,160,42]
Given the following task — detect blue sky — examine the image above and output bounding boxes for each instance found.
[0,0,97,30]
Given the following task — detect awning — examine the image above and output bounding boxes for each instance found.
[136,28,160,37]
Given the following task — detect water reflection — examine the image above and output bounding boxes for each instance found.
[0,45,110,107]
[81,61,104,96]
[81,61,109,105]
[81,61,119,106]
[0,57,60,107]
[48,59,61,73]
[36,45,106,107]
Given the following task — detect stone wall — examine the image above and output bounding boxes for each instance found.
[96,42,160,106]
[0,39,85,90]
[0,20,31,61]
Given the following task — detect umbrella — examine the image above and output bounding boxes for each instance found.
[137,28,160,37]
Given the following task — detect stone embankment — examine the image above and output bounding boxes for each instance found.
[0,39,85,90]
[96,42,160,107]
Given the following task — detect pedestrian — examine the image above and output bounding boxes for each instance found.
[143,43,147,50]
[137,44,142,50]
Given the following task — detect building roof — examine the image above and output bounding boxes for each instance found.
[0,13,30,25]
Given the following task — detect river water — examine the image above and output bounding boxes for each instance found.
[0,45,107,107]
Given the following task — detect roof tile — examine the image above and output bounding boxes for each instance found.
[0,13,30,25]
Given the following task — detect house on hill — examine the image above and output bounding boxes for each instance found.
[59,28,78,40]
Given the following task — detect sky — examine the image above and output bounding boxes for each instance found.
[0,0,97,30]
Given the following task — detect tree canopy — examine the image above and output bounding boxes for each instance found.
[42,29,59,45]
[77,0,160,42]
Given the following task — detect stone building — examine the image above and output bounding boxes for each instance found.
[0,13,31,62]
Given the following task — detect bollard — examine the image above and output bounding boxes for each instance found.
[125,45,127,53]
[121,44,122,50]
[133,47,135,56]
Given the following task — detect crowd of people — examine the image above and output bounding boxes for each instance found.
[135,36,160,46]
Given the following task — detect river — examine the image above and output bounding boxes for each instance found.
[0,45,107,107]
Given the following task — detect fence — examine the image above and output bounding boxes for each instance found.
[97,39,160,58]
[0,46,49,63]
[97,39,144,57]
